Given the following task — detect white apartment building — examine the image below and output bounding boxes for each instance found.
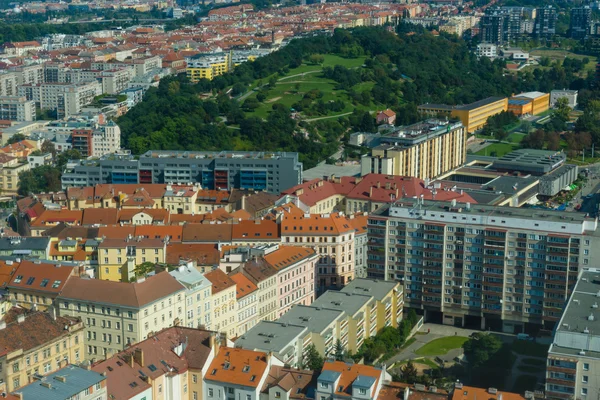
[169,262,213,329]
[0,72,18,97]
[91,121,121,156]
[0,96,36,121]
[19,81,102,118]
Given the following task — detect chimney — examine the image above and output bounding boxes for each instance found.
[17,314,25,324]
[133,348,144,367]
[49,306,57,321]
[210,332,221,357]
[369,186,373,198]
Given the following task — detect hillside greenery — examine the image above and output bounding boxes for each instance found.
[117,24,600,168]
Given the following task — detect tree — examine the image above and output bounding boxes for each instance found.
[308,54,325,65]
[231,82,247,96]
[7,133,26,145]
[41,140,56,157]
[304,344,324,370]
[56,149,82,169]
[17,165,61,196]
[554,97,571,122]
[134,261,155,277]
[462,333,503,368]
[334,339,344,361]
[521,129,546,149]
[400,360,419,383]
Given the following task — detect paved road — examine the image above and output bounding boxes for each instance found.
[304,112,353,122]
[278,70,322,81]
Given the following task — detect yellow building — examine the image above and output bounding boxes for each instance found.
[204,269,237,339]
[361,120,467,180]
[0,154,30,194]
[509,91,549,116]
[186,52,231,82]
[97,237,166,282]
[0,311,85,392]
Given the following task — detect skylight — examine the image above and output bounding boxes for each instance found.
[148,364,157,372]
[26,277,35,285]
[14,275,23,283]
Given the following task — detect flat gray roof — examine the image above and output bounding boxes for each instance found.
[340,278,398,302]
[14,365,104,400]
[556,270,600,335]
[302,164,361,181]
[234,320,307,354]
[277,304,345,334]
[311,291,374,317]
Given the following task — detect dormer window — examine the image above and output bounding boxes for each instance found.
[359,389,367,395]
[320,383,328,389]
[242,365,250,373]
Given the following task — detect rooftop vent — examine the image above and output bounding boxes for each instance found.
[488,388,498,395]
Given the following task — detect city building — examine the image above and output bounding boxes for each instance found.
[231,271,259,337]
[92,327,218,400]
[0,96,36,121]
[360,119,467,179]
[480,11,509,44]
[0,310,85,392]
[12,365,107,400]
[61,151,303,194]
[451,385,526,400]
[0,237,50,258]
[367,200,600,332]
[57,272,186,360]
[97,236,167,282]
[7,260,79,311]
[205,269,237,339]
[476,43,498,58]
[186,52,231,82]
[546,269,600,400]
[315,361,390,400]
[2,41,43,56]
[551,89,578,109]
[534,6,557,39]
[18,81,102,118]
[508,92,550,116]
[203,347,283,400]
[169,262,213,329]
[570,7,591,39]
[418,97,508,133]
[0,153,30,194]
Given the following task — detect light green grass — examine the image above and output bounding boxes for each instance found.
[415,336,468,356]
[475,142,519,157]
[507,132,525,143]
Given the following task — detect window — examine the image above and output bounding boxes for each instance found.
[26,277,35,285]
[12,362,19,373]
[52,280,61,288]
[193,392,198,400]
[582,376,588,383]
[275,392,281,398]
[359,388,367,395]
[208,388,214,397]
[14,275,23,283]
[246,396,251,400]
[128,324,133,332]
[582,388,588,396]
[12,378,19,389]
[583,363,589,371]
[320,383,329,389]
[40,279,49,287]
[192,374,197,383]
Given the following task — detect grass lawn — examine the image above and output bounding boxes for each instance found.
[415,336,468,356]
[512,374,538,394]
[393,357,440,370]
[530,49,597,76]
[507,132,525,143]
[511,341,550,358]
[522,358,546,366]
[475,142,519,157]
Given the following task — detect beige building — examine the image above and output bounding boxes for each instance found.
[0,310,85,392]
[280,207,355,293]
[204,269,237,339]
[57,272,186,361]
[0,153,30,194]
[230,272,259,337]
[361,120,467,180]
[97,237,167,282]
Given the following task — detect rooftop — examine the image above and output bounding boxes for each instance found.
[235,320,307,354]
[8,260,75,294]
[311,290,373,317]
[277,304,344,334]
[340,278,400,302]
[205,347,269,388]
[451,385,526,400]
[13,365,105,400]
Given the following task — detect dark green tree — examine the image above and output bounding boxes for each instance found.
[134,261,156,277]
[6,133,26,144]
[334,339,344,361]
[304,344,324,370]
[17,165,61,196]
[400,360,419,383]
[462,333,503,368]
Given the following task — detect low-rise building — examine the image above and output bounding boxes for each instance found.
[11,364,107,400]
[0,153,30,194]
[205,269,237,339]
[97,236,167,282]
[57,272,186,360]
[551,89,578,109]
[0,310,85,392]
[231,272,259,337]
[316,360,390,400]
[169,262,212,329]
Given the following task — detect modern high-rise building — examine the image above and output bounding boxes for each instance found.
[367,200,600,333]
[61,150,303,193]
[546,269,600,400]
[534,6,557,39]
[360,119,467,180]
[570,6,592,39]
[480,12,509,44]
[0,96,36,121]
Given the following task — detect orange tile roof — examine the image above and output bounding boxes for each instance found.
[205,347,268,388]
[82,208,119,226]
[0,260,18,288]
[452,386,525,400]
[281,212,355,236]
[231,220,279,241]
[31,209,83,227]
[8,260,76,294]
[230,272,257,299]
[264,246,315,271]
[117,208,170,224]
[98,226,135,239]
[321,360,382,397]
[204,269,236,295]
[166,243,219,266]
[135,225,183,242]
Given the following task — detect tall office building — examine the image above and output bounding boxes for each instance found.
[367,200,600,333]
[570,6,592,39]
[535,6,557,39]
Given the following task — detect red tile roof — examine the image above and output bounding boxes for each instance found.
[205,347,268,388]
[204,269,236,295]
[8,260,76,294]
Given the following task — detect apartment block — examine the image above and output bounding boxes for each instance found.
[18,81,102,118]
[169,262,213,329]
[0,72,18,96]
[367,200,600,332]
[57,272,186,360]
[97,236,167,282]
[570,7,591,39]
[280,208,356,293]
[231,272,259,337]
[0,96,36,121]
[11,365,107,400]
[186,52,231,82]
[0,237,50,259]
[93,327,218,400]
[546,269,600,400]
[235,278,403,366]
[205,269,237,339]
[361,120,467,179]
[62,151,302,194]
[7,260,79,311]
[0,153,30,194]
[0,310,85,392]
[203,347,283,400]
[100,69,132,94]
[551,90,578,109]
[535,6,557,39]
